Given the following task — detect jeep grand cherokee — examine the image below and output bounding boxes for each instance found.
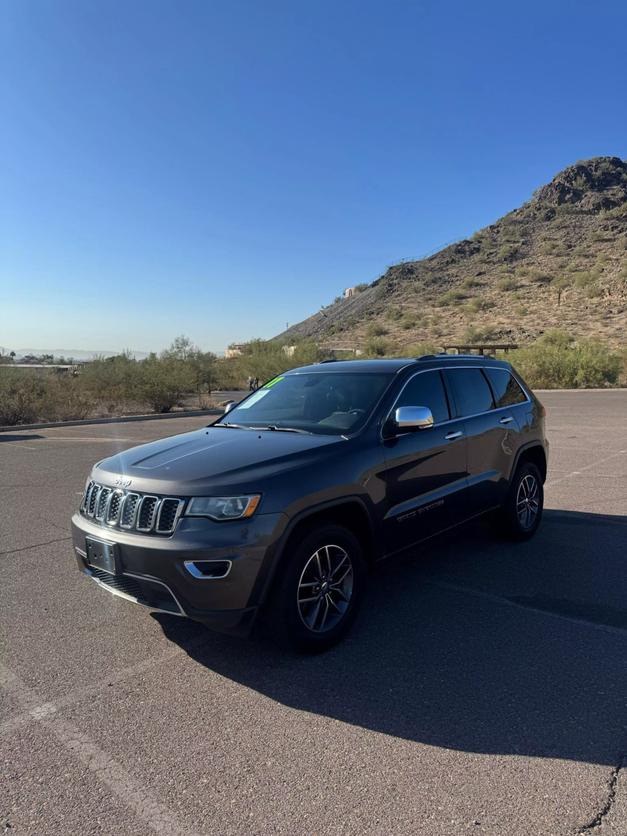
[72,355,548,651]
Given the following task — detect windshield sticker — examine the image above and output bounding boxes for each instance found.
[263,375,284,389]
[238,389,271,408]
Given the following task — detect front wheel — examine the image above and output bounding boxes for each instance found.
[267,524,366,652]
[496,461,544,540]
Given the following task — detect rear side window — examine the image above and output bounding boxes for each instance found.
[396,370,450,423]
[445,368,494,417]
[484,368,528,407]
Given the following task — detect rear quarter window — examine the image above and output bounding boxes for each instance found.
[484,368,528,407]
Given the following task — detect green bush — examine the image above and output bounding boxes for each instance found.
[466,298,495,313]
[363,337,390,357]
[436,289,466,307]
[510,332,622,388]
[497,276,518,291]
[463,325,499,342]
[366,323,388,338]
[0,370,44,425]
[497,243,520,262]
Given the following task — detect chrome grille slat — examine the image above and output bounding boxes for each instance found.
[120,493,140,529]
[106,490,124,525]
[95,487,111,521]
[137,496,160,532]
[156,498,184,533]
[79,483,184,536]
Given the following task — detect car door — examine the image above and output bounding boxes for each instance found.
[443,366,523,516]
[380,369,468,554]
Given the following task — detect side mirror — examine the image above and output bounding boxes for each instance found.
[223,400,236,414]
[394,405,434,430]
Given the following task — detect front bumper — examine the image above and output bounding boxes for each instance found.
[71,510,288,635]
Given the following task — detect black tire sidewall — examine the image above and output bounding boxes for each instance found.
[273,524,366,652]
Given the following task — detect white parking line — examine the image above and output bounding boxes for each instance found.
[545,449,627,488]
[0,661,200,835]
[0,634,211,736]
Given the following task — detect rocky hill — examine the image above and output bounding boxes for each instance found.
[278,157,627,351]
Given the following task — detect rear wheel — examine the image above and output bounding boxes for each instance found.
[267,524,366,652]
[496,461,544,540]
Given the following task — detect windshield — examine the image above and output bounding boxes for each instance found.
[214,372,392,435]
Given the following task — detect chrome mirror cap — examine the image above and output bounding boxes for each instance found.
[394,405,434,430]
[223,400,236,414]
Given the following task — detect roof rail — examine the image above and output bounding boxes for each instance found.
[318,358,337,363]
[415,353,501,361]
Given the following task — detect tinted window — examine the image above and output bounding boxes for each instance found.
[396,371,450,423]
[446,368,494,417]
[484,368,527,407]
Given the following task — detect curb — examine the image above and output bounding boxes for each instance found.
[534,388,627,393]
[0,408,222,434]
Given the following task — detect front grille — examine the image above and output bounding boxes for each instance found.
[81,482,184,535]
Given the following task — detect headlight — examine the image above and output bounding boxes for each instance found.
[185,494,261,521]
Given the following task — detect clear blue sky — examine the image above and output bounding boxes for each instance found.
[2,0,626,355]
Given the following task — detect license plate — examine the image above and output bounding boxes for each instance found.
[85,537,119,574]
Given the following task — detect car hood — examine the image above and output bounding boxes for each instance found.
[92,426,345,495]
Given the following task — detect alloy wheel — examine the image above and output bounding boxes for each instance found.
[516,473,540,529]
[297,545,354,633]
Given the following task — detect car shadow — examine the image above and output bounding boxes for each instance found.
[154,509,627,767]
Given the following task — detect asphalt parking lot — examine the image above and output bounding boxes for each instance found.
[1,390,626,835]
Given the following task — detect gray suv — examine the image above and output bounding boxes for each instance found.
[72,355,548,651]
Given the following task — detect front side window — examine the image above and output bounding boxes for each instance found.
[214,372,392,435]
[484,368,528,407]
[445,368,495,417]
[395,370,450,424]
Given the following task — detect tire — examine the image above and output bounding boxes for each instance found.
[495,461,544,541]
[265,524,367,653]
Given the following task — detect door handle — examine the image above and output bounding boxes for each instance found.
[445,430,463,440]
[499,416,514,424]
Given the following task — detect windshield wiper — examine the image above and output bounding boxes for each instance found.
[214,422,251,430]
[252,425,312,434]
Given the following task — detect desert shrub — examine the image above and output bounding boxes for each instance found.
[461,277,482,290]
[385,307,402,321]
[436,289,466,307]
[572,271,595,289]
[466,298,495,313]
[528,270,552,284]
[136,356,197,413]
[363,337,390,357]
[497,243,520,262]
[497,276,518,291]
[463,325,499,342]
[366,323,388,338]
[37,377,94,421]
[510,332,622,388]
[0,370,45,425]
[400,341,440,357]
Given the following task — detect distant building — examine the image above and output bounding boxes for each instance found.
[344,287,356,298]
[282,345,296,357]
[224,343,246,358]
